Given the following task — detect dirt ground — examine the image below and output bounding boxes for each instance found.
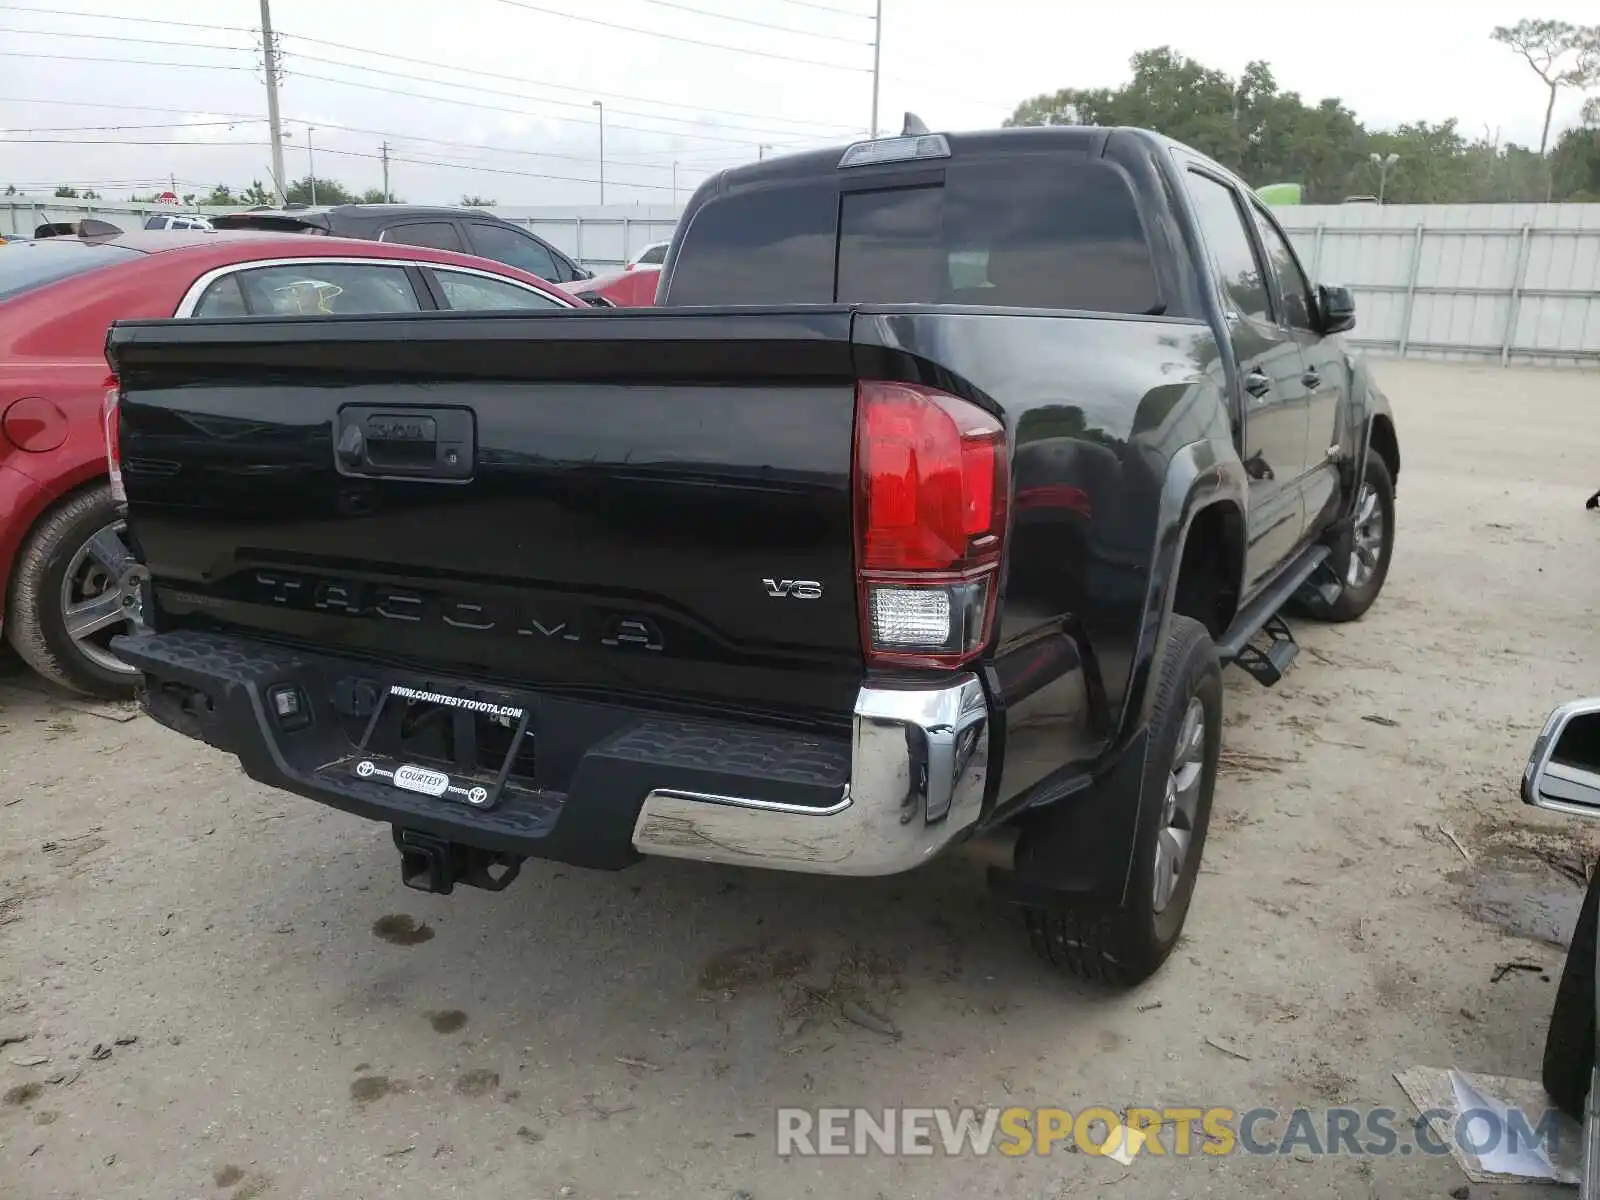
[3,359,1600,1200]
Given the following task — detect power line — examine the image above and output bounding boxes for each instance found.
[0,94,772,176]
[0,45,835,147]
[0,23,859,141]
[0,137,685,193]
[0,4,256,35]
[2,119,266,133]
[0,4,862,134]
[489,0,869,71]
[280,48,848,141]
[0,49,255,71]
[0,25,253,55]
[624,0,869,44]
[276,33,858,134]
[767,0,875,16]
[285,66,802,148]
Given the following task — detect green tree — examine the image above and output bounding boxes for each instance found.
[461,194,496,206]
[1491,19,1600,158]
[200,184,235,206]
[359,187,393,204]
[1006,43,1600,203]
[239,179,276,206]
[53,185,79,198]
[283,175,358,205]
[4,184,15,195]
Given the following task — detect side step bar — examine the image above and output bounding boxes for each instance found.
[1216,545,1330,687]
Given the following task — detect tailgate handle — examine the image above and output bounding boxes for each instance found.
[334,406,474,481]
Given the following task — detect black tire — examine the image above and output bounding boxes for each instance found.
[1024,614,1223,986]
[1304,449,1395,623]
[4,482,142,700]
[1544,866,1599,1119]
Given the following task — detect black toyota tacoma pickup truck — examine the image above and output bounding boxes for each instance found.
[103,122,1399,986]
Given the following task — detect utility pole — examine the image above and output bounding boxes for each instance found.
[758,143,772,160]
[259,0,287,206]
[380,141,391,202]
[672,160,679,206]
[592,100,605,205]
[869,0,882,139]
[306,124,316,205]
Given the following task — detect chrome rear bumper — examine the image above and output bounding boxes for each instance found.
[630,674,990,875]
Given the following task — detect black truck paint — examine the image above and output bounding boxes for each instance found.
[106,124,1400,986]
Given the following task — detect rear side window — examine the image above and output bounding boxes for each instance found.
[432,270,564,310]
[637,243,667,265]
[664,181,840,305]
[468,223,559,279]
[666,161,1159,314]
[0,240,141,302]
[1183,171,1271,324]
[382,221,464,252]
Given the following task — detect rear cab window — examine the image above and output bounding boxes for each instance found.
[664,148,1162,315]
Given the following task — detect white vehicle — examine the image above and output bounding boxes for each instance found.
[143,213,214,232]
[626,240,669,270]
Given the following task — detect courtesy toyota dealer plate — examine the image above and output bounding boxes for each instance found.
[354,758,491,807]
[393,763,451,797]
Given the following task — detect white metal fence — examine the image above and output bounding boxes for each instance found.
[1279,204,1600,367]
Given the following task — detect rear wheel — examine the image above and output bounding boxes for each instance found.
[5,483,145,699]
[1544,865,1599,1119]
[1024,614,1222,986]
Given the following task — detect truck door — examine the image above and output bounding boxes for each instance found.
[1246,199,1345,531]
[1181,168,1310,593]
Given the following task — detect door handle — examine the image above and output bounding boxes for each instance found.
[1301,369,1322,389]
[1243,370,1273,399]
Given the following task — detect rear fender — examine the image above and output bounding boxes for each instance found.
[1125,438,1248,735]
[1335,355,1399,519]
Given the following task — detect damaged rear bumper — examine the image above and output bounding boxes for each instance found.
[112,628,990,878]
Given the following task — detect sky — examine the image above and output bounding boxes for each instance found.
[0,0,1596,208]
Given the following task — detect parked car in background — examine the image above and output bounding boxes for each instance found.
[559,263,660,307]
[626,240,670,270]
[0,229,580,698]
[209,204,592,285]
[143,213,214,232]
[1522,696,1600,1198]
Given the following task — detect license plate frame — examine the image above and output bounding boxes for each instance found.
[350,682,532,810]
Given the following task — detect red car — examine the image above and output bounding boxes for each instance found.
[0,230,580,697]
[560,264,661,308]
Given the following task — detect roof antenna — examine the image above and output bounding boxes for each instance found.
[901,112,931,136]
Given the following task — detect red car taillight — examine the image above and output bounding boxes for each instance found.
[103,376,123,503]
[853,381,1008,669]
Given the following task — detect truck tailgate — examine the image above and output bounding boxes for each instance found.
[107,309,864,720]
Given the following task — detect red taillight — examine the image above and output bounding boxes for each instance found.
[103,375,123,504]
[853,381,1008,669]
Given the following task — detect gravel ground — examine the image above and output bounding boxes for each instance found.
[2,359,1599,1200]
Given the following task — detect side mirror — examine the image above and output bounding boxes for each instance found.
[1317,284,1356,334]
[1523,698,1600,817]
